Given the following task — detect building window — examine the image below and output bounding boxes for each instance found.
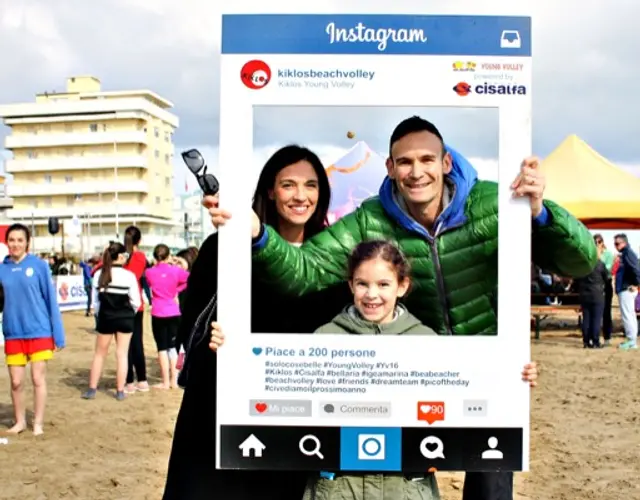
[27,150,37,159]
[64,175,73,183]
[164,131,169,142]
[30,200,38,208]
[165,177,171,187]
[164,153,169,164]
[154,127,159,138]
[102,124,107,132]
[44,175,52,183]
[67,196,74,206]
[65,124,73,132]
[65,148,72,156]
[89,123,98,132]
[74,194,82,200]
[44,197,52,207]
[154,149,159,158]
[155,196,161,204]
[43,124,51,132]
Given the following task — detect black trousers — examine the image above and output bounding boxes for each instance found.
[163,344,307,500]
[84,285,92,314]
[126,311,147,384]
[602,279,613,340]
[462,472,514,500]
[582,301,605,347]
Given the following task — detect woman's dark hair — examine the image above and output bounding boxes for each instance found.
[98,241,127,289]
[124,225,141,255]
[6,223,31,245]
[153,244,171,262]
[176,248,196,271]
[347,240,411,284]
[252,145,331,240]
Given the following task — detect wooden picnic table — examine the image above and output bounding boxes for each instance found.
[530,293,582,339]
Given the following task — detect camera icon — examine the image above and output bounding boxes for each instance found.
[358,434,386,460]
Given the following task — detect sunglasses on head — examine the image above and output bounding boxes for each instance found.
[181,149,219,196]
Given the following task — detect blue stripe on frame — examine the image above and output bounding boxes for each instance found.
[222,14,531,57]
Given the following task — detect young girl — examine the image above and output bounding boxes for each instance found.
[82,242,141,401]
[208,240,539,500]
[0,224,65,436]
[123,225,150,393]
[315,240,437,336]
[145,244,189,389]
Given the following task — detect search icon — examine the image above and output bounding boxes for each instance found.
[299,434,324,459]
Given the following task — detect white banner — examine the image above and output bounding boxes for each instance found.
[55,275,88,312]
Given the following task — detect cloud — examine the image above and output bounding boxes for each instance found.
[1,0,639,183]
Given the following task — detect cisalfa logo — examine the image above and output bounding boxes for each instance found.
[453,82,472,96]
[58,282,69,301]
[453,81,527,96]
[240,60,271,89]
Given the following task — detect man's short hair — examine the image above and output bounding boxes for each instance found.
[388,116,445,158]
[614,233,628,243]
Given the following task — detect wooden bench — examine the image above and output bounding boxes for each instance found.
[530,293,582,339]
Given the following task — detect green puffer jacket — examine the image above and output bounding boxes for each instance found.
[253,159,597,335]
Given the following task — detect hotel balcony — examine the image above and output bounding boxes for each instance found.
[6,180,150,197]
[4,131,148,149]
[7,204,153,220]
[5,155,148,173]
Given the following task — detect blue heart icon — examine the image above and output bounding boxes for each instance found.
[252,347,263,356]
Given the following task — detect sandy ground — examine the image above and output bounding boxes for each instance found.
[0,310,638,500]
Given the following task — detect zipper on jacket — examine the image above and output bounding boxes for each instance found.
[429,238,453,335]
[178,292,217,388]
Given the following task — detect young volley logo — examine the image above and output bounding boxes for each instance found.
[453,81,527,96]
[325,21,428,52]
[240,60,271,90]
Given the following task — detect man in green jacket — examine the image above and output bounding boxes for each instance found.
[208,116,598,499]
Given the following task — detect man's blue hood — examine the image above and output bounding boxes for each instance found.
[378,145,479,239]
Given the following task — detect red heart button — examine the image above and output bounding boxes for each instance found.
[255,402,268,413]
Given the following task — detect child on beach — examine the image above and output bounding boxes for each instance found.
[207,240,538,500]
[0,224,65,436]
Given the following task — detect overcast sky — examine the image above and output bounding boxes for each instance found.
[1,0,639,193]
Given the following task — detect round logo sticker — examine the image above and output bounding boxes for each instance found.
[240,60,271,90]
[25,267,34,277]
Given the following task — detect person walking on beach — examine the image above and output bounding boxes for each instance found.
[613,234,640,350]
[145,244,189,389]
[0,224,65,435]
[83,242,142,401]
[123,226,150,393]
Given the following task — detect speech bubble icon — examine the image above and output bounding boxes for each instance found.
[420,436,445,459]
[417,401,445,424]
[323,404,335,413]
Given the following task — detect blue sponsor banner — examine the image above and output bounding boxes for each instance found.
[222,14,531,57]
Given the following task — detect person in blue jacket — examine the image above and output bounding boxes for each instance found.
[0,223,65,436]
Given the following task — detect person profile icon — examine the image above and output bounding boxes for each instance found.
[481,437,503,459]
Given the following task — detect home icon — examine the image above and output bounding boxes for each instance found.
[239,434,266,458]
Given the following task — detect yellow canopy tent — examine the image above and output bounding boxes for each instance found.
[541,134,640,229]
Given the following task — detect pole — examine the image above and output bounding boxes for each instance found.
[98,191,103,240]
[183,212,189,247]
[200,197,205,243]
[87,210,92,256]
[30,212,36,253]
[114,141,119,239]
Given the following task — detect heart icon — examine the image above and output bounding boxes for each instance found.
[252,347,263,355]
[420,405,432,414]
[255,402,268,413]
[425,441,438,451]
